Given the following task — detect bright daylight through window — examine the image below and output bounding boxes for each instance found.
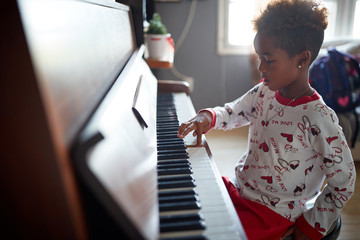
[218,0,360,55]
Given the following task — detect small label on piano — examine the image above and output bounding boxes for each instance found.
[132,75,153,128]
[132,107,148,128]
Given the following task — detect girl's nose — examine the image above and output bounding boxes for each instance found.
[258,59,266,74]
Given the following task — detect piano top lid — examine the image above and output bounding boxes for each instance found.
[17,0,137,147]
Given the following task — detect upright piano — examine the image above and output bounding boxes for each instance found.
[1,0,246,239]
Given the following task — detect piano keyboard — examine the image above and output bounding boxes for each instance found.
[157,93,247,240]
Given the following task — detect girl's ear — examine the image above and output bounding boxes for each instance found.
[297,50,312,68]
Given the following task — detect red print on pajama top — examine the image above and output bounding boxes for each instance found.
[209,83,356,236]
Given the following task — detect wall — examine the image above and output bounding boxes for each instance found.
[153,0,254,111]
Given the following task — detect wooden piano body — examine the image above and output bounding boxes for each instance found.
[0,0,246,239]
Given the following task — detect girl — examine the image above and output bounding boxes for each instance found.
[178,0,356,239]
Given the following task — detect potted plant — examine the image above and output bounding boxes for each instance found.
[145,13,173,60]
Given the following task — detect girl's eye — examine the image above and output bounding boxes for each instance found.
[258,57,275,64]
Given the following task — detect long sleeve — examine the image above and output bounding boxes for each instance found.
[211,84,262,130]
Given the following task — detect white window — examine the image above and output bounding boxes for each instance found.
[217,0,271,55]
[218,0,360,55]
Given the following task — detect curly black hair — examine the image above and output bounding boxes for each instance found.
[253,0,328,63]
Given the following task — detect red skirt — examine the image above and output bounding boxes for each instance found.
[222,177,294,240]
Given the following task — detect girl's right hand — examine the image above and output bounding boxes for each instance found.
[177,111,213,146]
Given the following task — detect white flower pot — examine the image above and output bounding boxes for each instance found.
[145,33,173,60]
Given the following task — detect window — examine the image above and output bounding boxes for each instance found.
[354,0,360,38]
[322,0,360,39]
[218,0,360,55]
[217,0,271,55]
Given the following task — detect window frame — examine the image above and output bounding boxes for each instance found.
[217,0,252,55]
[217,0,267,56]
[217,0,360,56]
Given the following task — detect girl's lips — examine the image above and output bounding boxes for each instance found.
[263,78,270,86]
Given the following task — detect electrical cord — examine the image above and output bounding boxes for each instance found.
[171,0,197,91]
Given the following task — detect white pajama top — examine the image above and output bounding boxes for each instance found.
[208,83,356,236]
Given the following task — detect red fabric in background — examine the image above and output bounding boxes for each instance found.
[222,177,294,240]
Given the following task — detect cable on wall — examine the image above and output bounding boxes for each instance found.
[171,0,197,91]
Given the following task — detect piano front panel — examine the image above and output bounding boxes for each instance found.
[73,47,159,240]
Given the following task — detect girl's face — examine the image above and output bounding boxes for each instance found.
[254,32,306,97]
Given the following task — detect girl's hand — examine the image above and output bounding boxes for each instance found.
[280,225,311,240]
[177,111,213,146]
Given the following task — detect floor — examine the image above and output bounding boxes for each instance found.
[205,126,360,240]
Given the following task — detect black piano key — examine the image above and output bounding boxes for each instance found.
[157,138,184,144]
[157,115,176,118]
[158,153,188,160]
[157,116,178,120]
[158,158,189,164]
[159,201,201,212]
[157,120,178,124]
[157,111,177,115]
[158,145,186,150]
[157,144,186,151]
[157,167,192,176]
[157,99,174,103]
[157,159,189,165]
[158,175,193,182]
[157,163,190,169]
[157,156,188,162]
[160,220,206,233]
[157,110,176,113]
[157,134,180,139]
[159,189,197,198]
[158,147,187,153]
[158,154,189,162]
[158,180,196,189]
[160,213,203,223]
[157,130,179,136]
[157,108,176,111]
[157,143,185,149]
[157,123,180,128]
[157,104,175,107]
[157,146,185,151]
[158,149,188,155]
[157,115,177,119]
[157,118,179,123]
[157,113,177,118]
[157,107,176,111]
[160,214,206,234]
[157,121,178,125]
[157,128,180,134]
[157,100,175,104]
[157,98,174,103]
[158,150,187,156]
[157,126,179,131]
[157,107,175,111]
[157,128,180,133]
[158,194,198,203]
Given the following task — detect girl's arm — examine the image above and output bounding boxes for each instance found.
[178,83,264,145]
